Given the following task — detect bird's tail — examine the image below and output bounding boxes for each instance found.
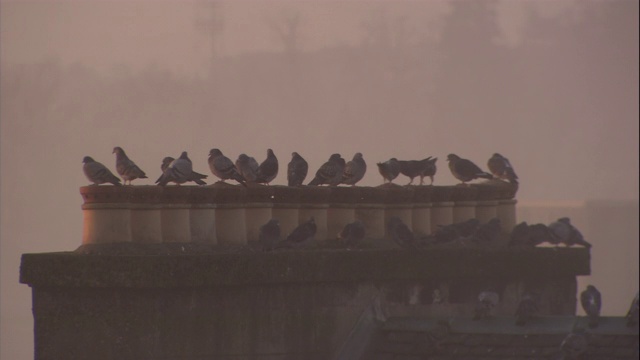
[478,172,494,180]
[308,177,320,186]
[233,173,248,187]
[193,179,207,186]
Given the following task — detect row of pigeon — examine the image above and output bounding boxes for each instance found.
[82,147,519,187]
[472,286,638,358]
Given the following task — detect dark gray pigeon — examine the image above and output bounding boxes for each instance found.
[419,157,438,185]
[472,218,501,243]
[515,293,539,326]
[287,152,308,186]
[398,159,425,185]
[447,154,493,185]
[549,217,591,248]
[279,217,317,248]
[156,151,206,186]
[377,158,401,184]
[508,221,531,247]
[112,146,148,185]
[342,152,367,186]
[580,285,602,328]
[560,331,588,360]
[259,219,281,251]
[337,220,365,248]
[83,156,122,186]
[473,290,500,320]
[208,148,247,186]
[235,154,259,182]
[449,218,481,238]
[387,217,416,249]
[487,153,518,184]
[626,292,639,327]
[308,154,345,186]
[529,223,553,246]
[255,149,278,185]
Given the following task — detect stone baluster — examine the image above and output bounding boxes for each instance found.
[472,184,500,224]
[129,186,162,243]
[411,186,432,236]
[189,186,217,244]
[429,186,454,233]
[271,186,302,240]
[80,186,132,244]
[383,186,415,237]
[298,186,330,241]
[327,187,359,242]
[496,182,518,233]
[160,186,193,243]
[354,187,386,239]
[212,184,247,245]
[244,186,274,244]
[451,186,478,223]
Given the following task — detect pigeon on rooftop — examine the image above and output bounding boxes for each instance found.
[626,292,639,327]
[82,156,122,186]
[387,217,416,249]
[258,219,281,251]
[255,149,278,185]
[487,153,518,184]
[420,157,438,185]
[337,220,365,248]
[342,152,367,186]
[508,221,531,247]
[377,158,401,184]
[112,146,148,185]
[548,217,592,248]
[279,217,317,248]
[580,285,602,328]
[308,154,345,186]
[208,148,247,187]
[156,151,206,186]
[472,218,501,243]
[235,154,259,183]
[515,292,539,326]
[287,152,308,186]
[447,154,493,185]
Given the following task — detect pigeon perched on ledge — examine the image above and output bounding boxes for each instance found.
[515,292,539,326]
[208,148,247,187]
[420,157,437,185]
[259,219,281,251]
[113,146,148,185]
[580,285,602,328]
[156,152,206,186]
[377,158,401,184]
[235,154,259,183]
[487,153,518,184]
[337,220,365,248]
[447,154,493,185]
[387,217,416,249]
[308,154,345,186]
[255,149,278,185]
[342,152,367,186]
[287,152,308,186]
[83,156,122,186]
[548,217,591,248]
[278,217,317,248]
[471,218,501,243]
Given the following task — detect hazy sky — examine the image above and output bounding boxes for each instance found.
[1,1,638,359]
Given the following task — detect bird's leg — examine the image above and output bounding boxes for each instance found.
[430,176,434,185]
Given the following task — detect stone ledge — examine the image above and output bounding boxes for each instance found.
[20,247,590,288]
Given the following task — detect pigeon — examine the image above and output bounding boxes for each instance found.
[560,331,588,360]
[420,157,438,185]
[208,148,247,187]
[376,158,401,184]
[387,217,416,249]
[342,152,367,186]
[255,149,278,185]
[308,154,345,186]
[529,223,553,246]
[82,156,122,186]
[580,285,602,328]
[626,292,639,327]
[112,146,148,185]
[278,217,317,248]
[487,153,518,184]
[287,152,309,186]
[473,290,500,320]
[446,154,493,185]
[258,219,281,251]
[448,218,481,238]
[156,151,207,186]
[235,154,259,182]
[548,217,591,248]
[508,221,532,247]
[337,220,365,248]
[398,159,426,185]
[472,218,501,243]
[515,293,539,326]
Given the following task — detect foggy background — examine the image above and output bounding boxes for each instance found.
[1,1,638,359]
